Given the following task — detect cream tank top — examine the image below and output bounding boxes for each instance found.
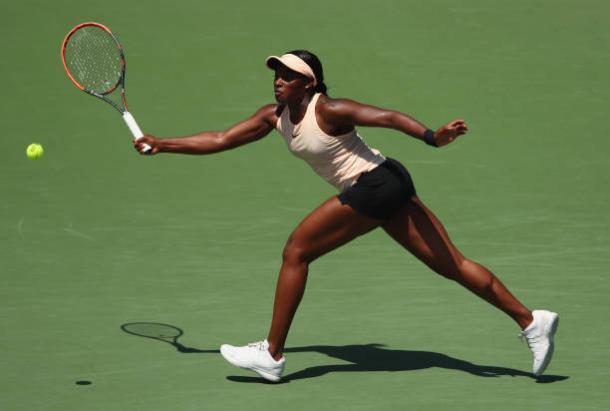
[276,93,386,192]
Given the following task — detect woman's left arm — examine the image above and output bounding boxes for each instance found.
[319,98,468,147]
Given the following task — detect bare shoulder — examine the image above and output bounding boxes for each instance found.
[255,103,281,126]
[317,95,363,116]
[317,95,366,124]
[315,95,359,134]
[317,95,353,110]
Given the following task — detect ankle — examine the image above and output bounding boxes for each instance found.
[267,341,284,361]
[518,310,534,330]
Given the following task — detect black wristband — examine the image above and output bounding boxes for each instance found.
[423,129,437,147]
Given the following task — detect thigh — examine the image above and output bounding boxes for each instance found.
[382,196,465,276]
[285,196,382,262]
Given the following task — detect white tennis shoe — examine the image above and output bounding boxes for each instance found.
[220,339,285,382]
[519,310,559,376]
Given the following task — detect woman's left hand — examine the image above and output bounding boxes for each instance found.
[433,119,468,147]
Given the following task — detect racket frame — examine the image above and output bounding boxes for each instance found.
[61,22,149,148]
[61,22,128,113]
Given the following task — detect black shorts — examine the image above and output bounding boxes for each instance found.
[338,158,416,221]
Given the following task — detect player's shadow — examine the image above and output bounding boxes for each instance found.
[119,324,567,384]
[226,343,569,384]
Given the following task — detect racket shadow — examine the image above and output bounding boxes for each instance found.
[227,343,569,384]
[120,322,218,354]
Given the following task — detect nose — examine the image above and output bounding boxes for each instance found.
[274,77,284,87]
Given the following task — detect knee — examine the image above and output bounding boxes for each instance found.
[282,236,311,265]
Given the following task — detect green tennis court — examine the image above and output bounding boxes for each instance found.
[2,0,609,409]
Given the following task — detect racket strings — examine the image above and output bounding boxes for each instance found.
[64,26,122,94]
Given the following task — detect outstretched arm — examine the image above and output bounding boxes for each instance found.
[134,104,278,155]
[319,98,468,147]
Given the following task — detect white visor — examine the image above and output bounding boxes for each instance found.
[266,54,317,86]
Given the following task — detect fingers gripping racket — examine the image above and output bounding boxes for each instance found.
[61,22,151,152]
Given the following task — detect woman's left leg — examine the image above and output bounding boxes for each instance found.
[382,196,533,329]
[382,196,560,376]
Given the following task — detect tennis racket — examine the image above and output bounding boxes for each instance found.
[121,322,210,353]
[61,22,151,152]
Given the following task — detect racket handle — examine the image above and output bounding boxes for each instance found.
[123,111,151,153]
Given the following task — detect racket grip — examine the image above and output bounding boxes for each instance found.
[123,111,151,153]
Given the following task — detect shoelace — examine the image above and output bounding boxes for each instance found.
[518,331,530,345]
[518,331,546,354]
[247,341,267,351]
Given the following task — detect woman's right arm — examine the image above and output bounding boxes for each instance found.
[134,104,278,155]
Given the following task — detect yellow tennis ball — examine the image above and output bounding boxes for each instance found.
[26,143,44,160]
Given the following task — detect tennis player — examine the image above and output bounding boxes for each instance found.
[134,50,559,382]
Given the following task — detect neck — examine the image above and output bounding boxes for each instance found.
[288,92,314,116]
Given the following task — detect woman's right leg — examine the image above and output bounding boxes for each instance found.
[266,196,381,359]
[220,196,381,382]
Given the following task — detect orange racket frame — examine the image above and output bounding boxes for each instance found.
[61,22,149,149]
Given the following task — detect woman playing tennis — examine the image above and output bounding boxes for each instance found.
[134,50,558,382]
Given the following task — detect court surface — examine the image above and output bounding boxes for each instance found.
[2,1,609,410]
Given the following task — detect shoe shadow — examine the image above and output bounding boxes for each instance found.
[226,343,569,384]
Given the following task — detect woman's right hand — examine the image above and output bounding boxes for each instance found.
[134,135,161,155]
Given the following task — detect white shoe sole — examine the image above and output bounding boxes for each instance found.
[220,346,282,382]
[534,313,559,376]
